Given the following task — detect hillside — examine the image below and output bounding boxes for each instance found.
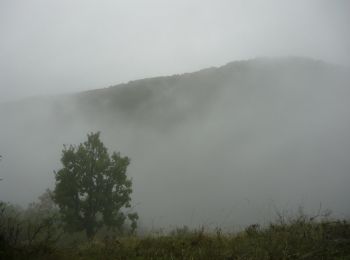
[0,57,349,230]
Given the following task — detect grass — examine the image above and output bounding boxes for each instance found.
[2,217,350,259]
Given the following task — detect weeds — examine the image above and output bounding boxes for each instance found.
[1,202,349,259]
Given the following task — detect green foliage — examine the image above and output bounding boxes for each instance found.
[0,193,62,259]
[61,219,350,259]
[127,213,139,234]
[53,132,137,239]
[1,205,349,259]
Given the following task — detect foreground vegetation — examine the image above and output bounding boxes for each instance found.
[68,220,350,260]
[1,199,349,260]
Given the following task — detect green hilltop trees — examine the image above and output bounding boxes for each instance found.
[53,132,138,239]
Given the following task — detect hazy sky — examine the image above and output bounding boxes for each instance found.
[1,0,349,102]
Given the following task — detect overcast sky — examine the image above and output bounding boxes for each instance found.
[0,0,349,103]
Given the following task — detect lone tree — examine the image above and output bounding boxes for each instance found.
[53,132,138,239]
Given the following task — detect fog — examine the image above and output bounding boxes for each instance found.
[1,1,350,232]
[1,58,350,231]
[1,0,350,102]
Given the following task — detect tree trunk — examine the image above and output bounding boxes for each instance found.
[86,225,96,240]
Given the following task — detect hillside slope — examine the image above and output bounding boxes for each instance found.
[1,57,349,229]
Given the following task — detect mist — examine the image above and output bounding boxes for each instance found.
[1,57,350,232]
[1,0,350,103]
[1,1,350,233]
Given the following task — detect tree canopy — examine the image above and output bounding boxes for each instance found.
[53,132,138,238]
